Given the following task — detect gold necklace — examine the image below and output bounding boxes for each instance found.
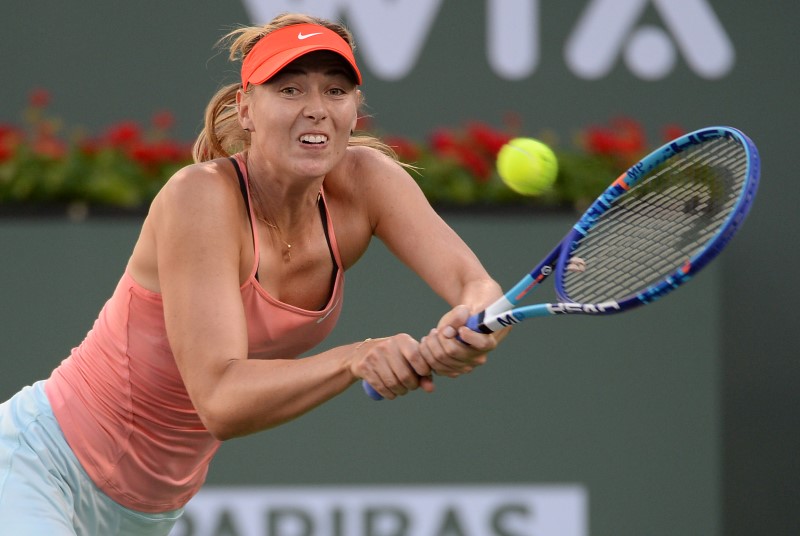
[260,218,292,262]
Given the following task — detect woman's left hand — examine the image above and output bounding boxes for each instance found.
[418,305,500,378]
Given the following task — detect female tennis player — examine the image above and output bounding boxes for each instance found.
[0,13,507,535]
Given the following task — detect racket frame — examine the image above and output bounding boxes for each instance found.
[470,126,760,333]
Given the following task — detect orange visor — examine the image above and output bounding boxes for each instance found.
[241,23,362,90]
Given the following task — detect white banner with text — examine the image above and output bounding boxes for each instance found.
[169,484,588,536]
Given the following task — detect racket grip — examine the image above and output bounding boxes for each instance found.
[362,313,483,401]
[362,380,384,401]
[456,313,482,345]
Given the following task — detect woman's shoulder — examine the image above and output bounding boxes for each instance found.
[164,158,236,191]
[329,145,409,190]
[343,144,401,171]
[321,146,391,205]
[156,158,240,209]
[147,158,246,232]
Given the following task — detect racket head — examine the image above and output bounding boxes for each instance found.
[553,126,759,312]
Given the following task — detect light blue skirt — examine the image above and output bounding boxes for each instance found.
[0,381,183,535]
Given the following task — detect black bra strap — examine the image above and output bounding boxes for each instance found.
[229,156,338,291]
[229,157,252,220]
[229,157,259,280]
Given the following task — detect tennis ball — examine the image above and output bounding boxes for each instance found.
[496,138,558,196]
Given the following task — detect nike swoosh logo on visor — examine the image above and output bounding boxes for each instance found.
[298,32,323,40]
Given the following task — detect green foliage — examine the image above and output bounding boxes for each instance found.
[1,89,683,213]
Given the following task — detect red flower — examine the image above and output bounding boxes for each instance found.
[78,137,102,157]
[0,125,22,162]
[429,127,493,180]
[585,127,618,155]
[454,145,491,180]
[466,121,512,157]
[662,124,684,142]
[610,117,645,154]
[28,88,51,109]
[429,128,459,155]
[129,140,190,168]
[32,133,67,159]
[584,117,646,165]
[0,124,23,145]
[129,143,159,167]
[385,136,420,162]
[151,110,175,131]
[105,121,142,148]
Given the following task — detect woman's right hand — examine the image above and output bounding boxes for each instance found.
[349,335,435,400]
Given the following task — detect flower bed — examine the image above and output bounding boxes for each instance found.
[1,89,683,213]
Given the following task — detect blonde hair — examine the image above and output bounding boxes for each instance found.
[192,13,403,165]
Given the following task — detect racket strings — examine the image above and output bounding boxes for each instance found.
[563,136,747,303]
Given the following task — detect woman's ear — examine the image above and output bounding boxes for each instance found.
[236,89,254,132]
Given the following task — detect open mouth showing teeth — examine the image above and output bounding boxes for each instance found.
[300,134,328,144]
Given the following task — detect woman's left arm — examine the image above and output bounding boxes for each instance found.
[361,149,508,377]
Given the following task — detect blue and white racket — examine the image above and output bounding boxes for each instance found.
[364,126,760,400]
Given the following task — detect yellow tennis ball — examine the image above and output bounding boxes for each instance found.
[496,138,558,195]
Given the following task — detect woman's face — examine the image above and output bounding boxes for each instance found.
[239,51,360,179]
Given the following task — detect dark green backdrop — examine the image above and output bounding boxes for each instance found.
[0,216,722,536]
[1,1,797,534]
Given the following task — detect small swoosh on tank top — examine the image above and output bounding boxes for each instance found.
[317,298,340,323]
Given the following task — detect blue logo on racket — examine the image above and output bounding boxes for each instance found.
[547,302,621,314]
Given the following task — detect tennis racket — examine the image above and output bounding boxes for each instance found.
[363,126,760,400]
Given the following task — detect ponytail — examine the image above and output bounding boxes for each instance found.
[192,83,247,162]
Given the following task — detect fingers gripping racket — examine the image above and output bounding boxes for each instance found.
[363,126,760,400]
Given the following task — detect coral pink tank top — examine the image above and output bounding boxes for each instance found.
[45,155,344,512]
